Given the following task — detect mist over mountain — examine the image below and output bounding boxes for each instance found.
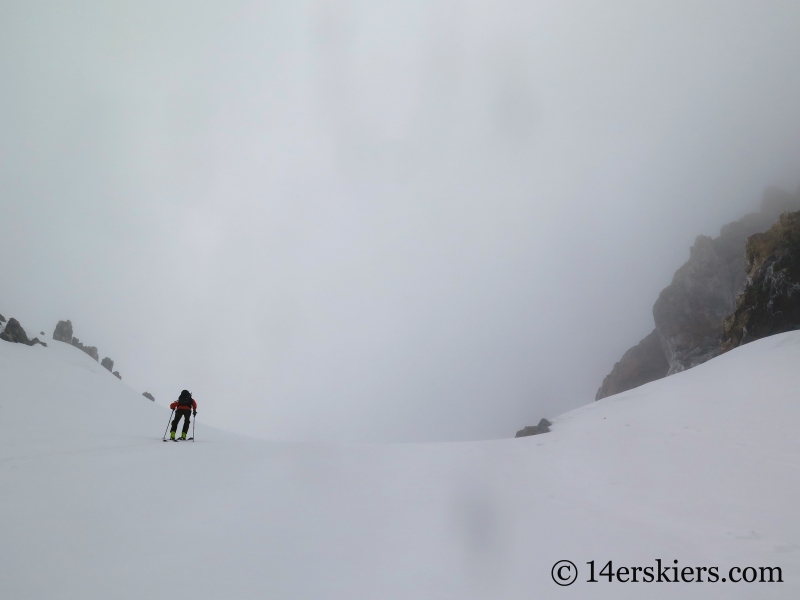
[2,2,800,441]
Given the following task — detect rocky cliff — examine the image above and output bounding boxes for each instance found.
[596,185,800,401]
[721,210,800,350]
[594,329,669,400]
[653,186,800,375]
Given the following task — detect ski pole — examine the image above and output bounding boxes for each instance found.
[191,411,196,442]
[162,409,175,441]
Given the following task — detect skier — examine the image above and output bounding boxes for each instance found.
[169,390,197,441]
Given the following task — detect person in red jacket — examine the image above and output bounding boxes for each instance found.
[169,390,197,440]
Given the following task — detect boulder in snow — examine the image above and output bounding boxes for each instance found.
[101,357,114,372]
[143,392,155,401]
[113,371,121,380]
[515,418,552,438]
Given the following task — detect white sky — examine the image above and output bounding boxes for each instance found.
[2,0,800,441]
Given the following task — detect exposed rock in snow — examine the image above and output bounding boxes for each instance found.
[0,313,6,323]
[0,318,46,346]
[71,337,99,361]
[1,318,33,345]
[113,371,121,380]
[515,418,551,437]
[53,320,74,343]
[143,391,155,401]
[55,320,119,374]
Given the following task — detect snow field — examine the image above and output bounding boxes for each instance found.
[2,333,800,598]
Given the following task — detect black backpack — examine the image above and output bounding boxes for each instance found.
[177,390,193,408]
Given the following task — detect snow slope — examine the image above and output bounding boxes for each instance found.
[2,334,800,599]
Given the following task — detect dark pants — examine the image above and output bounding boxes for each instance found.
[171,409,192,434]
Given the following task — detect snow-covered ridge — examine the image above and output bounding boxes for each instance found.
[2,333,799,598]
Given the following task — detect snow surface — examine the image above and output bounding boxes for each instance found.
[2,333,800,599]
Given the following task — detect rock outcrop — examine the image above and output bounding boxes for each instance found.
[595,329,669,400]
[1,318,33,344]
[721,210,800,350]
[55,320,121,370]
[515,418,552,438]
[143,392,155,401]
[2,315,125,373]
[596,185,800,401]
[0,318,46,346]
[53,320,74,344]
[71,337,99,361]
[0,314,6,323]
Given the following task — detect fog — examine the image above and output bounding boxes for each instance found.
[2,0,800,442]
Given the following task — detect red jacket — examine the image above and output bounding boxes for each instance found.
[170,399,197,411]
